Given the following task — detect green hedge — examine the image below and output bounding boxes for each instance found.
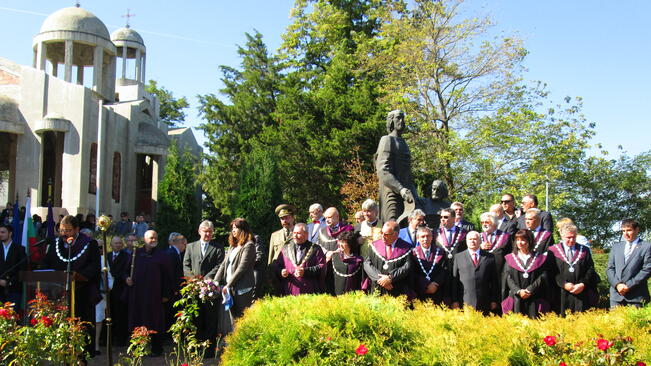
[221,294,651,365]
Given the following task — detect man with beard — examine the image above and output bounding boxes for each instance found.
[44,215,101,361]
[126,230,172,356]
[267,204,296,265]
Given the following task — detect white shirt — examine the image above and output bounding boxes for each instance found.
[2,240,12,260]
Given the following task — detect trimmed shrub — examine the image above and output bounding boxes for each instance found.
[222,294,651,365]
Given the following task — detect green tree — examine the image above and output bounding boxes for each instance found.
[233,145,284,240]
[146,80,190,127]
[557,151,651,247]
[199,31,283,217]
[157,140,201,243]
[361,0,527,195]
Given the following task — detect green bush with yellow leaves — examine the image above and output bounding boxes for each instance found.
[221,293,650,366]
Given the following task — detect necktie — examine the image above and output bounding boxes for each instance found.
[447,229,453,244]
[202,242,208,257]
[625,242,634,263]
[472,252,478,266]
[424,249,430,259]
[386,245,393,259]
[412,230,417,244]
[284,228,290,241]
[566,246,573,262]
[113,252,118,261]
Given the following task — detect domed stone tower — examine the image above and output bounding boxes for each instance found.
[32,6,116,101]
[111,25,146,86]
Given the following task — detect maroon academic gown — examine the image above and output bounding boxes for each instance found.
[547,244,599,315]
[363,238,413,297]
[411,245,448,303]
[502,252,550,318]
[436,227,467,304]
[274,241,326,296]
[332,252,364,295]
[126,246,173,333]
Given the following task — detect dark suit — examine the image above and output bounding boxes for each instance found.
[108,250,130,345]
[398,227,419,248]
[165,246,184,333]
[182,239,225,351]
[0,241,26,305]
[607,239,651,307]
[517,210,554,232]
[215,241,256,319]
[456,219,475,232]
[498,216,518,235]
[452,249,499,313]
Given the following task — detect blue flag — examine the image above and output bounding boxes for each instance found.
[46,201,55,239]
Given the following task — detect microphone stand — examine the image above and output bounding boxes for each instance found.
[97,215,113,366]
[64,236,73,318]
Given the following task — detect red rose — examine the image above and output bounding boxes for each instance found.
[543,335,557,346]
[41,316,53,327]
[559,362,567,366]
[181,364,189,366]
[0,308,10,319]
[355,344,368,355]
[596,338,613,351]
[326,337,332,341]
[30,318,38,326]
[636,362,646,366]
[175,311,184,318]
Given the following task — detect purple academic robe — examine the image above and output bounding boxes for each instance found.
[332,252,364,295]
[363,238,413,297]
[502,252,550,318]
[274,241,326,296]
[126,247,173,333]
[411,245,448,303]
[547,244,599,314]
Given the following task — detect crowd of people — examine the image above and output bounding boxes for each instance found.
[0,193,649,361]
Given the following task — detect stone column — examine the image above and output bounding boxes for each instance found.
[121,45,127,79]
[135,48,141,83]
[76,64,84,85]
[141,53,146,83]
[93,46,104,94]
[64,40,73,83]
[36,42,46,70]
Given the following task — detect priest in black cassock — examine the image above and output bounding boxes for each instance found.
[502,230,550,318]
[44,215,101,361]
[411,226,448,304]
[364,221,413,297]
[125,230,172,356]
[548,224,599,316]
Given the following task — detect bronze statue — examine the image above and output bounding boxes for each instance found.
[420,179,451,229]
[375,110,418,223]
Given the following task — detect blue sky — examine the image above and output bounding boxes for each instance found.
[1,0,648,157]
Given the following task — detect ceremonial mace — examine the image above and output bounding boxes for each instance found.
[97,215,113,366]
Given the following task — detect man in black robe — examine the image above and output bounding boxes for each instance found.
[125,230,172,356]
[364,221,413,297]
[44,215,101,361]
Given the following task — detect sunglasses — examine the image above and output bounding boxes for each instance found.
[440,215,450,219]
[501,200,513,203]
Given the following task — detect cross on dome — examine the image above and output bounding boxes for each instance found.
[122,9,135,28]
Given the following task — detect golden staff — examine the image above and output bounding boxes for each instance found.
[97,215,113,366]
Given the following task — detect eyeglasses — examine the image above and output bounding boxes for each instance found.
[440,215,450,219]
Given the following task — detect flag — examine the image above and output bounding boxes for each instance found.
[11,200,21,244]
[46,201,55,239]
[21,198,42,263]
